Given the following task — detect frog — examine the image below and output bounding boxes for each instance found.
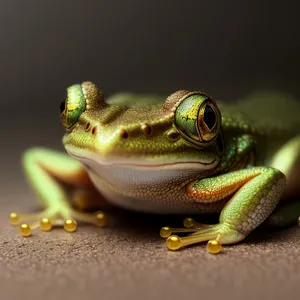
[9,81,300,253]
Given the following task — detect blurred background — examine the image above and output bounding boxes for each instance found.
[1,0,300,174]
[1,1,300,299]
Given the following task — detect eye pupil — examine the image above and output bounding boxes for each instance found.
[204,105,216,129]
[60,101,65,114]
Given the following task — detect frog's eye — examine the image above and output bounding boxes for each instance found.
[174,93,221,145]
[60,84,86,129]
[60,81,104,129]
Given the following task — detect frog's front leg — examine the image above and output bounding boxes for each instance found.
[161,167,286,252]
[9,148,107,236]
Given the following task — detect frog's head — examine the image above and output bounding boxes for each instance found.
[61,82,224,180]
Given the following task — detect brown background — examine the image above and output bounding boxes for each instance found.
[1,0,300,299]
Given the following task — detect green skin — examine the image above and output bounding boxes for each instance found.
[18,81,300,251]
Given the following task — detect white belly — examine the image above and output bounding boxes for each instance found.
[82,158,218,214]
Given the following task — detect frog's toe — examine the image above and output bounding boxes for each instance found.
[160,226,199,238]
[165,227,223,253]
[183,217,213,229]
[9,208,107,237]
[161,221,245,254]
[70,210,107,228]
[165,234,222,254]
[160,217,212,238]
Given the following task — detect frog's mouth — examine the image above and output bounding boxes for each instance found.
[65,144,220,196]
[65,146,219,199]
[64,144,219,169]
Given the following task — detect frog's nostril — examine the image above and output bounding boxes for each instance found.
[85,122,91,131]
[120,129,128,139]
[92,126,98,135]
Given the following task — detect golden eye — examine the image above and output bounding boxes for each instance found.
[174,92,221,146]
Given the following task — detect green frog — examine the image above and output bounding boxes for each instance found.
[10,81,300,253]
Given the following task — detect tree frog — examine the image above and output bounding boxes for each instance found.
[10,81,300,253]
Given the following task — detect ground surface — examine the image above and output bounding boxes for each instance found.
[2,120,300,300]
[1,184,300,300]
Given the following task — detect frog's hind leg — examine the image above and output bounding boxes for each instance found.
[9,147,107,236]
[265,134,300,227]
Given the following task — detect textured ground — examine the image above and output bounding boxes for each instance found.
[2,116,300,300]
[1,182,300,300]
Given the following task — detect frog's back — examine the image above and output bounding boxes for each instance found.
[219,91,300,165]
[233,91,300,135]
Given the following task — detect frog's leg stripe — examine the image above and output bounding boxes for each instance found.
[187,171,260,203]
[162,167,286,251]
[9,147,107,236]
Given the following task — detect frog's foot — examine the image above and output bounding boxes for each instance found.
[9,206,107,237]
[160,218,245,254]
